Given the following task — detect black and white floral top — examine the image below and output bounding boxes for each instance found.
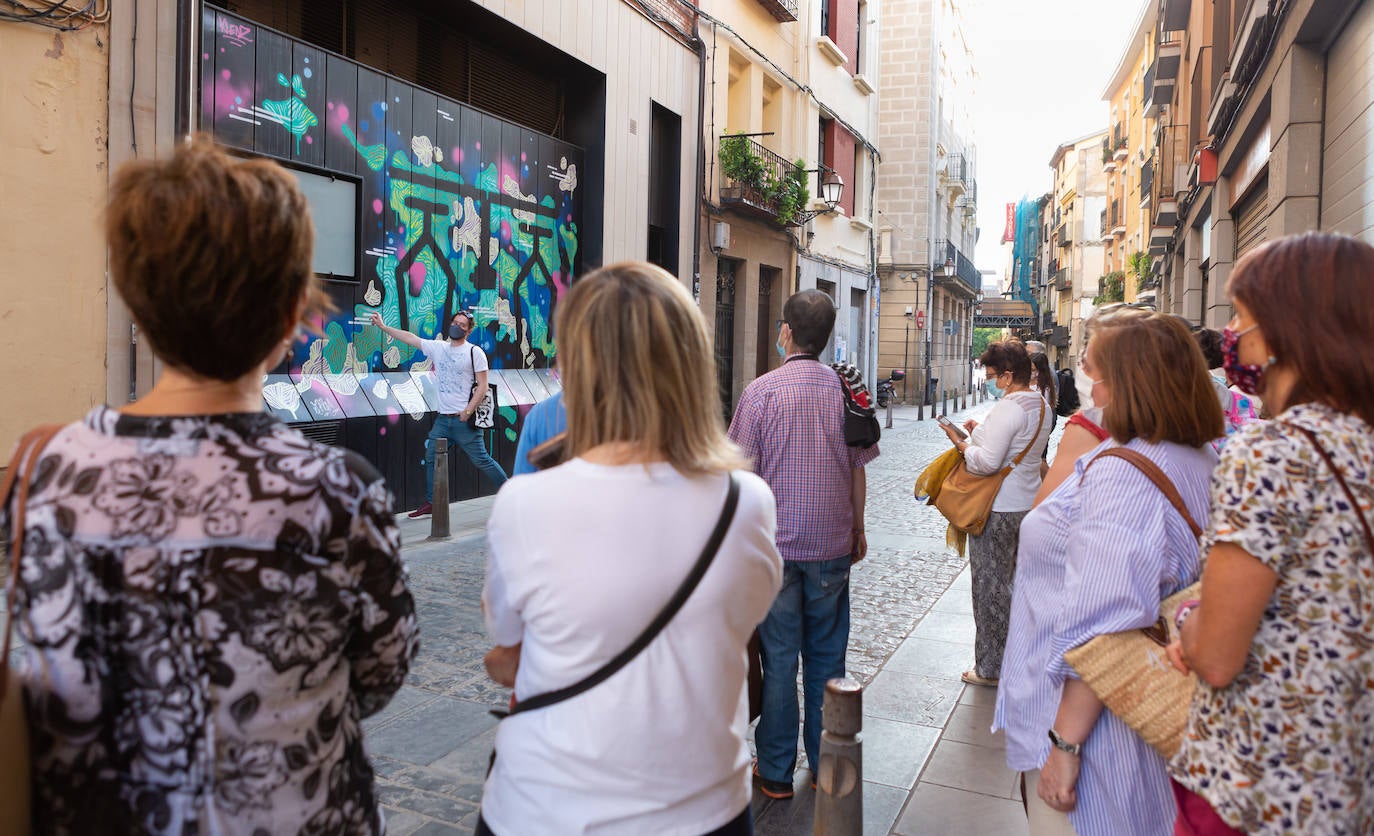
[1170,402,1374,835]
[3,407,419,835]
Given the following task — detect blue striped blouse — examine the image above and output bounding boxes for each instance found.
[993,438,1218,836]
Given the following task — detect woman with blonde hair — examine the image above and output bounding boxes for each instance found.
[478,262,783,835]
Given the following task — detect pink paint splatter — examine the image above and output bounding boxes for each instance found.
[475,141,481,151]
[452,148,462,164]
[372,199,383,215]
[499,220,512,240]
[520,152,527,162]
[408,261,427,294]
[336,105,349,124]
[304,135,313,144]
[202,53,209,60]
[327,102,334,111]
[221,69,231,80]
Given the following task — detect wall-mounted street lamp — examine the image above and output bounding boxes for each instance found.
[796,165,845,225]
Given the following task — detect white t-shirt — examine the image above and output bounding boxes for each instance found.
[418,338,487,414]
[963,390,1052,513]
[481,460,783,835]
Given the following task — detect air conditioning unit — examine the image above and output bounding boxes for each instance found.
[710,221,731,251]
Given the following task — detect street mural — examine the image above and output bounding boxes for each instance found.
[199,9,581,451]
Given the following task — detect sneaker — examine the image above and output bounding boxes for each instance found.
[407,502,433,519]
[752,763,794,800]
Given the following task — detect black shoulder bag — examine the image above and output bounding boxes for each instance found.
[485,472,741,770]
[783,355,880,448]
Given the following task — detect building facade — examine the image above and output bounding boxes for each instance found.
[875,0,980,405]
[1101,0,1161,305]
[1148,0,1374,326]
[0,0,702,502]
[1049,131,1109,365]
[697,0,881,416]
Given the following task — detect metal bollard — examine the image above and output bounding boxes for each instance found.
[814,678,863,835]
[941,390,948,418]
[429,438,451,540]
[961,392,967,411]
[884,398,894,429]
[917,398,925,421]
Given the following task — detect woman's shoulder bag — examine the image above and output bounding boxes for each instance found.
[933,397,1045,536]
[1,423,63,836]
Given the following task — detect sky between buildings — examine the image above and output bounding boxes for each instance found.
[965,0,1145,273]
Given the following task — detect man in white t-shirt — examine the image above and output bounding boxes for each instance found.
[370,310,509,516]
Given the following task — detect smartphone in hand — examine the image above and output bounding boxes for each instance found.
[937,415,968,440]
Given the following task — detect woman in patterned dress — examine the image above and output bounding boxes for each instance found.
[1168,232,1374,835]
[3,139,419,834]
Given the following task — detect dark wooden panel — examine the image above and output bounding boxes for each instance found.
[252,27,294,160]
[213,11,256,150]
[292,40,327,168]
[198,7,216,132]
[323,55,357,175]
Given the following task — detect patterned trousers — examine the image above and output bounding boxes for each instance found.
[968,509,1027,679]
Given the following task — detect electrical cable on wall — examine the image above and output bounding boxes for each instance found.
[0,0,109,30]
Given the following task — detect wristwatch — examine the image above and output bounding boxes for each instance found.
[1048,728,1082,757]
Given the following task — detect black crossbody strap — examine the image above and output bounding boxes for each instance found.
[507,471,741,716]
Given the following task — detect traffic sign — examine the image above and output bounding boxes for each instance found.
[916,310,926,329]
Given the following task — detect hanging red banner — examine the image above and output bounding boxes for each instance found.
[1002,203,1016,243]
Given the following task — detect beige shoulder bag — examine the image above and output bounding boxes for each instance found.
[933,397,1045,536]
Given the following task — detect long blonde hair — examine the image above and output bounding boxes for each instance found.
[556,261,748,474]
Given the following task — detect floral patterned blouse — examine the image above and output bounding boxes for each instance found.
[3,408,419,835]
[1170,402,1374,835]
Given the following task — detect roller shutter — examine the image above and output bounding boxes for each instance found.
[1321,1,1374,241]
[1234,178,1269,260]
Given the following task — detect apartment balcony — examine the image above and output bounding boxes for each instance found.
[1052,269,1071,292]
[1143,62,1160,118]
[1055,221,1072,247]
[932,239,980,297]
[1045,324,1071,348]
[717,134,805,227]
[1162,0,1191,31]
[752,0,799,22]
[942,154,970,198]
[1149,224,1174,256]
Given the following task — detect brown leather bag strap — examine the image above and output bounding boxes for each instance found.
[1294,426,1374,556]
[1010,397,1047,467]
[1,424,64,701]
[1084,446,1203,538]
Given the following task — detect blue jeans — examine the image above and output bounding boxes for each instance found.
[755,555,851,783]
[424,415,509,502]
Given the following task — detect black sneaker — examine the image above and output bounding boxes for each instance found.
[752,763,794,800]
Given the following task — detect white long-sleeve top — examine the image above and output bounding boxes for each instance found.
[963,390,1052,512]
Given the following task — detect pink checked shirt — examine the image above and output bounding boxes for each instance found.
[728,354,879,561]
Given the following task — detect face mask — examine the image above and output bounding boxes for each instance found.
[989,374,1005,399]
[776,339,786,359]
[449,321,468,340]
[1075,365,1097,411]
[1221,324,1271,395]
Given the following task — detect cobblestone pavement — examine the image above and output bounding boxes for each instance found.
[363,396,1005,835]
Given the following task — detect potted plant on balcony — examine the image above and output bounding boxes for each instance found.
[719,134,768,202]
[1127,251,1153,292]
[767,160,811,226]
[1094,271,1126,305]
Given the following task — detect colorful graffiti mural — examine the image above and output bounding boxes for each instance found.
[198,9,583,504]
[200,9,581,380]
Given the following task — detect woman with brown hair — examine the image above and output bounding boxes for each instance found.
[2,139,418,833]
[941,339,1051,686]
[478,262,782,835]
[1168,233,1374,835]
[994,309,1223,836]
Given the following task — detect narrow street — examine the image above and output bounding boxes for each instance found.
[362,395,1022,835]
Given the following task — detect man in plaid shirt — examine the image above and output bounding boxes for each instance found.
[728,289,879,800]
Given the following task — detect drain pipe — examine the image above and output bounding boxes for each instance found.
[691,23,708,302]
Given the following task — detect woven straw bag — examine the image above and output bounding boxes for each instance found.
[1062,447,1203,760]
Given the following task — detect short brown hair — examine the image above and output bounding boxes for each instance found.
[106,136,327,381]
[556,262,748,474]
[783,289,837,355]
[1229,232,1374,426]
[979,340,1030,385]
[1090,309,1224,446]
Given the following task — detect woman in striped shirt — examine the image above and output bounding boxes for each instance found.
[995,309,1224,836]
